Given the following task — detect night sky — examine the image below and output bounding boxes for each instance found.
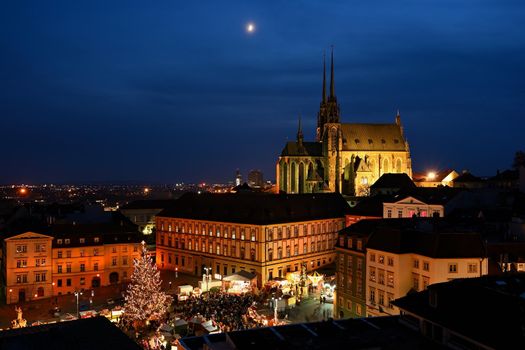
[2,1,524,184]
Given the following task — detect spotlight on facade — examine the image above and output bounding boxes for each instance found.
[427,172,436,180]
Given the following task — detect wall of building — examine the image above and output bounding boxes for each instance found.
[156,217,344,286]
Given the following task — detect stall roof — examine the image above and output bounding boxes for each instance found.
[223,270,257,281]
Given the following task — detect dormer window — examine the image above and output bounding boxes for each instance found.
[354,139,360,144]
[57,239,63,245]
[94,237,100,243]
[381,139,386,144]
[79,238,85,244]
[394,139,400,144]
[368,139,373,144]
[65,239,70,245]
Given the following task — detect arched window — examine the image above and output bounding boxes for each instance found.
[396,159,402,173]
[383,158,390,173]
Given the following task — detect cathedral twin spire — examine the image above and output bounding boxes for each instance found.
[317,46,340,141]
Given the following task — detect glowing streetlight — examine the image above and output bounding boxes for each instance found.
[427,172,436,180]
[74,290,83,319]
[9,289,12,304]
[19,188,27,195]
[144,188,150,194]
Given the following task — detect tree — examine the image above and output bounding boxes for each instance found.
[122,242,172,331]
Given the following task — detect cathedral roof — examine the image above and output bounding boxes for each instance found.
[280,141,322,157]
[340,123,407,151]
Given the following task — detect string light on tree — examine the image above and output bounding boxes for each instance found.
[121,241,173,331]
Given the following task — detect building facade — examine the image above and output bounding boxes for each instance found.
[3,232,54,304]
[365,227,488,317]
[2,223,142,303]
[276,50,412,196]
[156,193,349,285]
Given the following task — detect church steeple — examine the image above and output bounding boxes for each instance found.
[297,115,304,146]
[329,45,335,99]
[322,52,327,104]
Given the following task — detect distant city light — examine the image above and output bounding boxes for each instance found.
[144,188,150,193]
[427,172,436,180]
[19,188,27,195]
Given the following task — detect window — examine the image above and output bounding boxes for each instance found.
[412,273,419,290]
[16,245,27,253]
[79,238,85,244]
[357,258,363,272]
[423,261,430,271]
[268,249,273,261]
[387,257,394,267]
[422,276,430,290]
[66,278,71,286]
[57,239,63,244]
[448,263,458,273]
[356,240,363,251]
[413,259,419,269]
[80,249,85,257]
[65,239,70,244]
[370,254,376,262]
[387,293,394,308]
[80,277,85,285]
[112,257,117,266]
[94,237,100,243]
[369,288,376,304]
[16,260,27,268]
[80,263,85,272]
[66,264,71,273]
[378,255,385,264]
[251,230,256,242]
[35,243,46,252]
[93,248,99,256]
[468,263,478,273]
[123,257,128,265]
[216,245,221,255]
[57,265,62,274]
[286,246,291,258]
[387,271,394,287]
[232,230,236,240]
[369,267,376,282]
[387,209,392,218]
[57,251,62,258]
[112,247,117,253]
[294,245,299,256]
[57,279,62,287]
[378,269,385,285]
[66,251,71,258]
[241,229,245,240]
[41,272,47,282]
[397,210,403,218]
[35,273,41,282]
[94,262,99,271]
[347,238,353,248]
[378,291,385,306]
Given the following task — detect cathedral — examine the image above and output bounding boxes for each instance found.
[276,50,412,196]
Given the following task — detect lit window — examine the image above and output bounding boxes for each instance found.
[448,263,458,273]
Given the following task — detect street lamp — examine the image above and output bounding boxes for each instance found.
[74,291,83,319]
[203,267,211,293]
[175,267,178,279]
[9,289,12,304]
[272,297,282,324]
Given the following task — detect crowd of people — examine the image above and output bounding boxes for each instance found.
[174,292,264,332]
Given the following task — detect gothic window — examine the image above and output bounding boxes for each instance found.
[383,158,389,173]
[396,159,402,173]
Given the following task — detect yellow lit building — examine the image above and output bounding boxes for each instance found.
[364,225,488,317]
[2,232,53,304]
[277,50,412,196]
[156,192,349,285]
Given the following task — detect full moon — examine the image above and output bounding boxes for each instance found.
[246,23,255,33]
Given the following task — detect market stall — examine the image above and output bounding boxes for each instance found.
[222,271,257,294]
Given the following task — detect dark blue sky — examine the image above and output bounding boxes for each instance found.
[1,1,524,184]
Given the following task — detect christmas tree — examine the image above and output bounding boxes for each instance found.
[122,241,173,330]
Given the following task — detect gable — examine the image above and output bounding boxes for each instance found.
[391,196,427,206]
[4,231,53,241]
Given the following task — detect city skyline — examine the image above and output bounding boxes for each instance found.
[2,1,524,184]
